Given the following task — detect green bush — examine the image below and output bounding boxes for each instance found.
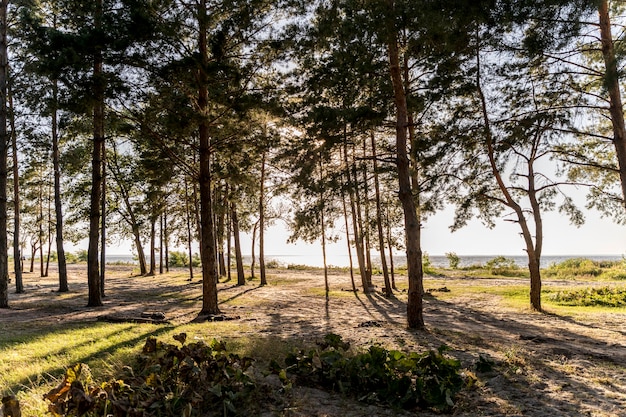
[485,256,519,276]
[544,258,603,279]
[445,252,460,269]
[277,334,465,412]
[169,251,201,268]
[422,252,436,275]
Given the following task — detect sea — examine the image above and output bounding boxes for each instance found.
[105,253,624,269]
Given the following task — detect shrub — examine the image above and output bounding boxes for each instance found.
[485,256,519,275]
[445,252,460,269]
[277,334,465,412]
[422,252,436,275]
[544,258,603,279]
[43,335,255,417]
[168,251,200,267]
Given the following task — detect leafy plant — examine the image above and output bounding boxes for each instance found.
[280,334,464,412]
[43,335,255,416]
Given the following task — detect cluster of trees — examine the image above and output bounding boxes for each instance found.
[0,0,624,329]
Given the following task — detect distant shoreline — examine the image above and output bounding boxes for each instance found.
[101,253,624,269]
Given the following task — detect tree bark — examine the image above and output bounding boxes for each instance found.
[87,0,104,307]
[259,150,267,286]
[159,213,164,274]
[51,78,68,292]
[0,0,9,308]
[100,138,106,297]
[343,137,369,292]
[231,202,245,286]
[184,176,194,280]
[340,175,356,292]
[371,131,391,296]
[9,82,23,293]
[598,0,626,210]
[197,0,220,314]
[148,217,156,276]
[386,0,425,329]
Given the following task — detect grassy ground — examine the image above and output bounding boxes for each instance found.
[1,260,625,416]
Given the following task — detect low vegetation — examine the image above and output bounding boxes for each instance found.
[276,334,466,412]
[548,287,626,307]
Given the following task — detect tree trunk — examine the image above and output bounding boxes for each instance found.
[371,131,391,296]
[361,139,373,287]
[163,207,169,272]
[352,143,370,286]
[185,176,194,281]
[259,150,267,285]
[0,0,8,308]
[476,42,542,311]
[51,78,68,292]
[159,213,163,274]
[148,217,156,276]
[343,138,369,292]
[598,0,626,210]
[100,139,106,297]
[197,0,220,315]
[319,159,329,297]
[386,2,425,329]
[87,0,104,307]
[250,222,256,278]
[216,190,226,277]
[231,202,245,286]
[110,143,147,274]
[9,82,23,293]
[340,180,356,292]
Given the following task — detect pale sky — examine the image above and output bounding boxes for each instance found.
[101,196,626,260]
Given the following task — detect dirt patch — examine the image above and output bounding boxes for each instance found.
[1,265,625,416]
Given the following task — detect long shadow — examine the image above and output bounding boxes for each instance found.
[218,284,263,305]
[363,290,404,325]
[409,295,626,416]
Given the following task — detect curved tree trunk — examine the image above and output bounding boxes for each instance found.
[476,42,542,311]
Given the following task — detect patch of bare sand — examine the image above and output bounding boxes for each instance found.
[1,265,625,416]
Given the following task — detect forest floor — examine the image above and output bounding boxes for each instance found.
[1,263,625,416]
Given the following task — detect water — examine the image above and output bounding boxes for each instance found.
[105,253,624,269]
[245,254,624,269]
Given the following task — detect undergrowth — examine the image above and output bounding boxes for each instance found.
[273,333,466,412]
[548,286,626,307]
[2,334,469,416]
[544,258,626,280]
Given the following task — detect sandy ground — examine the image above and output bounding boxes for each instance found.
[1,264,625,416]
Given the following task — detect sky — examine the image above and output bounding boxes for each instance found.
[233,203,625,259]
[97,191,626,262]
